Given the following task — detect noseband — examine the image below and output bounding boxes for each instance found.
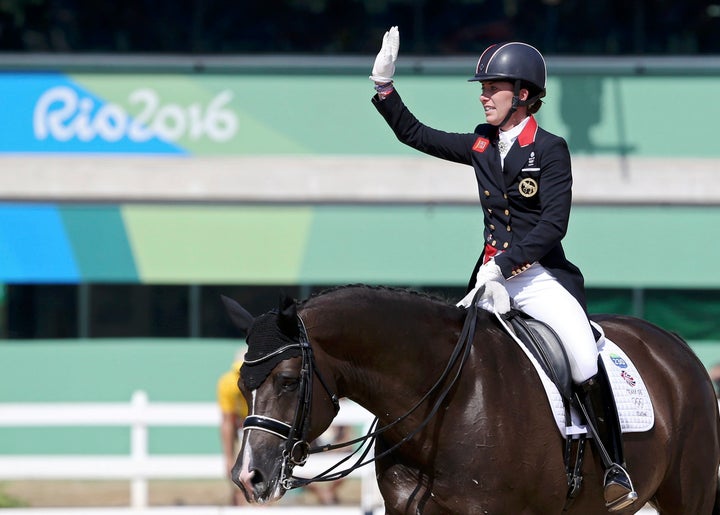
[242,315,339,490]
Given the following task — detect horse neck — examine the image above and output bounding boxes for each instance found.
[302,290,466,418]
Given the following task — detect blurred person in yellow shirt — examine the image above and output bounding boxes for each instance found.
[216,349,248,506]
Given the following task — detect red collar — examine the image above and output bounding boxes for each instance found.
[517,116,538,147]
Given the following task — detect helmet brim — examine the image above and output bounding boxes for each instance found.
[467,73,517,83]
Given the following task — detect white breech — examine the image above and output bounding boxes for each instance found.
[502,264,599,383]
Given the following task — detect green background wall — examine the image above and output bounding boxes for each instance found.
[1,338,718,455]
[3,203,720,288]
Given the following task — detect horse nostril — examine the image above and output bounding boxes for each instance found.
[250,468,265,487]
[237,467,266,498]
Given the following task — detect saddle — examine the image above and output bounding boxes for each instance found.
[495,309,653,505]
[500,309,587,502]
[501,309,574,401]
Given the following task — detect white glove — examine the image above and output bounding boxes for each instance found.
[456,281,511,314]
[474,260,504,288]
[456,260,506,309]
[483,281,511,313]
[370,26,399,83]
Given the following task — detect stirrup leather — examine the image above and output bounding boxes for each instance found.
[604,464,638,512]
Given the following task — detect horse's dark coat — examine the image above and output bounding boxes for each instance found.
[226,285,720,515]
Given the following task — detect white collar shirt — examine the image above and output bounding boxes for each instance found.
[498,116,530,168]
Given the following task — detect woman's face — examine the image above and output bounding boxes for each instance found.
[480,81,527,128]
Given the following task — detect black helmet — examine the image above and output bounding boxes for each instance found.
[468,42,546,97]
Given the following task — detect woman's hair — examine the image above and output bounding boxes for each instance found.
[522,80,544,114]
[527,99,543,114]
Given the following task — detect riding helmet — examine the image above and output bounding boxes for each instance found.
[468,42,547,98]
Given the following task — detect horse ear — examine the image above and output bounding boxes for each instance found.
[221,295,255,332]
[277,294,299,338]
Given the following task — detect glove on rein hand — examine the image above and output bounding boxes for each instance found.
[456,261,509,313]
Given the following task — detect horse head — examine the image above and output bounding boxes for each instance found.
[221,294,339,504]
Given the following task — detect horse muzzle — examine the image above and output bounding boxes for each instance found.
[233,462,285,504]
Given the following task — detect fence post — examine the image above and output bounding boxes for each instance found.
[130,390,149,508]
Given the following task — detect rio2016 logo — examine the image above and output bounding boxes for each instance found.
[33,86,238,143]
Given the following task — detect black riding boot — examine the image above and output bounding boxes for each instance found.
[576,374,638,512]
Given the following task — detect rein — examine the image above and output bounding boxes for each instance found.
[302,289,483,484]
[244,291,484,491]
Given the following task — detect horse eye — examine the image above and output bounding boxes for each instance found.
[281,379,299,392]
[285,382,299,392]
[277,374,300,392]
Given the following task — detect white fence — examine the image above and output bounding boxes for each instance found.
[0,391,380,512]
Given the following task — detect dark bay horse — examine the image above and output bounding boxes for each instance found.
[223,285,720,514]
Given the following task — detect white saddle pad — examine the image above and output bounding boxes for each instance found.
[495,313,654,438]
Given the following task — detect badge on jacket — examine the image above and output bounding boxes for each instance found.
[472,137,490,153]
[519,177,538,197]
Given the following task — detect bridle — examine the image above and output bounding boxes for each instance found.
[243,292,483,491]
[241,315,339,490]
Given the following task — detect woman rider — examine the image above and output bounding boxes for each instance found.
[369,26,637,512]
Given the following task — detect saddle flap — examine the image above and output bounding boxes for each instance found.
[503,310,574,401]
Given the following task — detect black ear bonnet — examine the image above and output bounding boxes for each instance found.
[240,301,302,390]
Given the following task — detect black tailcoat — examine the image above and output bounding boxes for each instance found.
[372,89,587,311]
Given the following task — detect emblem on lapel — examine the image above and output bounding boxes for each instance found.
[519,177,538,198]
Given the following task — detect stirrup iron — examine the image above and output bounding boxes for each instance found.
[604,464,638,511]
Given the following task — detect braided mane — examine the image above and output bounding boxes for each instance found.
[298,283,454,308]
